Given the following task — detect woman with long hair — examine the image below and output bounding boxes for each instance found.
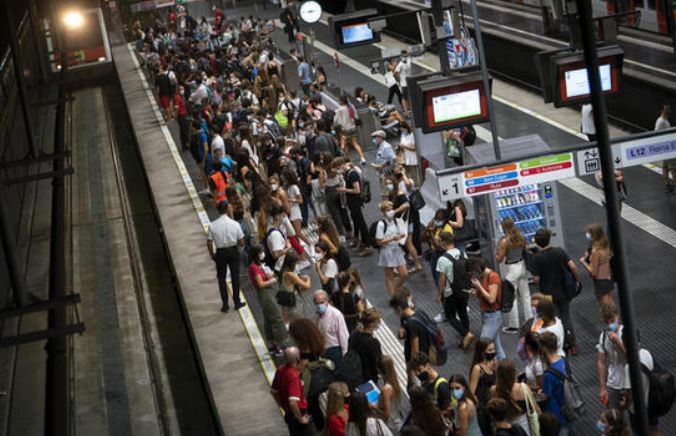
[448,374,482,436]
[408,386,447,436]
[447,199,468,251]
[325,382,350,436]
[469,338,498,436]
[281,167,311,246]
[315,240,339,293]
[490,359,540,436]
[247,245,286,353]
[269,174,291,216]
[598,408,631,436]
[377,355,408,434]
[579,223,614,306]
[279,253,311,323]
[347,392,393,436]
[317,216,352,272]
[496,218,530,334]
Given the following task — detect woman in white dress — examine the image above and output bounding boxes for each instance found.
[375,201,408,296]
[281,168,310,246]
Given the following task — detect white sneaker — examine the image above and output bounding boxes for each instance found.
[434,313,446,323]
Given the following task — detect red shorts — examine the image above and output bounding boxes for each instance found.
[159,96,171,110]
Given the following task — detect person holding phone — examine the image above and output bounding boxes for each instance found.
[467,257,506,361]
[375,201,409,295]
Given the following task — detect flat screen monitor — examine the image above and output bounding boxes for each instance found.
[563,63,612,98]
[422,78,489,132]
[341,22,374,45]
[552,48,623,107]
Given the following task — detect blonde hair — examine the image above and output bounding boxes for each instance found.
[501,218,526,248]
[324,382,349,427]
[530,292,553,305]
[379,200,394,211]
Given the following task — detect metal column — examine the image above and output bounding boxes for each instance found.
[0,186,27,308]
[468,0,501,159]
[575,0,650,434]
[2,0,39,158]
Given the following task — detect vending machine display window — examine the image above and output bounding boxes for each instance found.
[495,184,546,243]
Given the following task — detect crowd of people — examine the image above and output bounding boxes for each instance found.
[131,3,670,436]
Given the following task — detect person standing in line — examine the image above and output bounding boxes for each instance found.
[297,55,313,97]
[538,332,572,435]
[370,130,396,174]
[398,122,420,186]
[395,51,412,112]
[495,218,531,334]
[385,59,402,106]
[348,308,382,384]
[314,289,350,367]
[467,257,506,361]
[435,232,475,349]
[271,346,316,436]
[375,201,409,296]
[530,228,582,354]
[579,223,614,306]
[334,96,366,165]
[338,159,373,257]
[155,64,174,120]
[581,103,596,142]
[207,201,246,312]
[469,338,498,436]
[388,292,431,364]
[597,303,630,410]
[174,85,189,150]
[377,355,408,433]
[654,105,675,193]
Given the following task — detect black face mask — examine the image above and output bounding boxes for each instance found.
[418,370,430,383]
[484,352,496,361]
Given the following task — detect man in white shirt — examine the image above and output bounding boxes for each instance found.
[654,105,675,193]
[581,103,596,142]
[396,51,412,112]
[597,303,629,409]
[211,130,225,156]
[314,290,349,367]
[207,201,246,312]
[189,81,209,108]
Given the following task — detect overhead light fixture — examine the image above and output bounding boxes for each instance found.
[63,11,84,30]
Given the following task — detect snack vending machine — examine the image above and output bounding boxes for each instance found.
[491,182,564,247]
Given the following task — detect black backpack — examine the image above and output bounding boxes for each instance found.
[368,220,388,249]
[462,125,477,146]
[321,108,336,129]
[440,251,471,294]
[348,168,371,204]
[642,353,676,417]
[335,349,363,390]
[408,311,448,366]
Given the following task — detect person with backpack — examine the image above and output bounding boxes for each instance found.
[348,308,382,384]
[338,159,373,257]
[264,205,291,273]
[531,227,582,355]
[410,352,452,418]
[496,218,531,334]
[597,303,630,410]
[388,293,431,364]
[467,257,506,361]
[435,232,475,350]
[334,96,366,165]
[487,398,529,436]
[375,201,409,296]
[620,329,667,435]
[539,332,572,435]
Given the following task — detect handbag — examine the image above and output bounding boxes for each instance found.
[275,282,296,307]
[521,383,540,436]
[408,188,426,210]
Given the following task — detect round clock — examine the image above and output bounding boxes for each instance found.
[299,1,322,24]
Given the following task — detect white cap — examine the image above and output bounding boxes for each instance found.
[371,130,386,138]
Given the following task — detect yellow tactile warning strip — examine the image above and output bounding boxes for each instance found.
[126,43,277,384]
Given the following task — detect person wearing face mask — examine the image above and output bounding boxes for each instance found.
[375,201,409,296]
[386,175,423,273]
[597,303,629,411]
[467,257,506,361]
[449,374,483,436]
[314,241,339,293]
[579,223,614,306]
[369,131,395,176]
[410,352,452,417]
[469,338,498,436]
[248,245,287,355]
[337,159,373,256]
[314,290,349,367]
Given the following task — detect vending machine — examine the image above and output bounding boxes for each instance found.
[491,182,564,246]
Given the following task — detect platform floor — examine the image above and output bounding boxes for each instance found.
[174,2,676,434]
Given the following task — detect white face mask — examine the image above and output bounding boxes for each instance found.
[270,183,279,192]
[315,251,324,260]
[386,183,394,192]
[258,252,266,261]
[385,210,395,219]
[585,232,592,241]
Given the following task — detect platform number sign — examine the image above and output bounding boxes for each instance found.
[438,173,462,201]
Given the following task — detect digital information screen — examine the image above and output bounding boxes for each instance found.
[564,64,612,98]
[432,89,482,124]
[341,23,373,45]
